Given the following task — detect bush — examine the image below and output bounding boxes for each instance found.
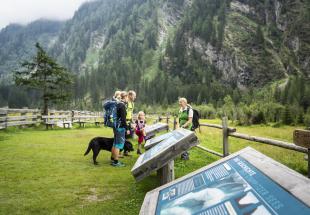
[271,122,282,128]
[281,106,293,125]
[235,102,251,125]
[252,111,266,124]
[194,104,216,119]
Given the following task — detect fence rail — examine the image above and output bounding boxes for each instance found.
[229,132,308,153]
[167,115,309,177]
[0,108,103,129]
[196,117,310,178]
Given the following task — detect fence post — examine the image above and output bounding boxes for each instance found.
[32,110,37,124]
[20,109,27,128]
[71,111,74,124]
[222,117,229,157]
[0,109,7,129]
[173,116,177,130]
[50,110,55,129]
[308,149,310,178]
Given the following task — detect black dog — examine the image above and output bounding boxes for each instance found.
[84,137,134,165]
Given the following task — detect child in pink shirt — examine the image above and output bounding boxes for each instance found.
[135,111,146,155]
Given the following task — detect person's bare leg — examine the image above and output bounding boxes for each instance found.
[114,148,120,160]
[111,147,115,162]
[137,142,142,154]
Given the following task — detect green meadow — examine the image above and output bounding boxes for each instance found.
[0,121,307,214]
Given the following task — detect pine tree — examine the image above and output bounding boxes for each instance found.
[281,106,293,125]
[297,111,304,124]
[255,25,265,47]
[197,93,202,104]
[14,43,72,114]
[166,38,174,57]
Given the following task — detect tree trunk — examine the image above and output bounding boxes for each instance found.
[43,97,48,115]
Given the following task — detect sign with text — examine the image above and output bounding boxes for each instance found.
[131,128,198,182]
[145,123,169,140]
[144,132,174,150]
[140,148,310,215]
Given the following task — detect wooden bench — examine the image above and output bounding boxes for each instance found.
[73,116,102,127]
[42,115,71,129]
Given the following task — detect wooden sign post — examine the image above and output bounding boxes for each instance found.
[157,160,175,185]
[144,131,177,185]
[294,129,310,178]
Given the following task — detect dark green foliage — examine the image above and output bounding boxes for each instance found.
[14,43,73,114]
[305,108,310,127]
[252,111,266,124]
[281,106,293,125]
[7,86,29,108]
[255,25,264,47]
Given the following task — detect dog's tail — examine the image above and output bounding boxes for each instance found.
[84,141,92,156]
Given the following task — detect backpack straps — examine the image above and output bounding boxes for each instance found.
[186,105,192,116]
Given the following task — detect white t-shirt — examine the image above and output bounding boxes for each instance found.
[180,106,193,118]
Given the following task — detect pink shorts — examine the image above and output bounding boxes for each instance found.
[135,129,144,143]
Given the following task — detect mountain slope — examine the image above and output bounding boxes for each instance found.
[53,0,308,106]
[163,0,309,88]
[0,0,309,109]
[0,19,64,79]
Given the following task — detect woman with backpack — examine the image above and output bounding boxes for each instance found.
[110,91,130,167]
[178,97,193,160]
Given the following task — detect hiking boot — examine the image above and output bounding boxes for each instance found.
[111,162,125,167]
[137,149,142,155]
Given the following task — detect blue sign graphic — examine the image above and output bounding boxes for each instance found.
[156,156,310,215]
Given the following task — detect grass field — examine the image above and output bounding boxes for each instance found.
[0,121,308,214]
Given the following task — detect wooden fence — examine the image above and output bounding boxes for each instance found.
[0,108,41,129]
[0,108,103,129]
[188,117,310,178]
[152,114,309,177]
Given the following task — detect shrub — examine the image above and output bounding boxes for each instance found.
[281,106,293,125]
[194,104,216,119]
[252,111,266,124]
